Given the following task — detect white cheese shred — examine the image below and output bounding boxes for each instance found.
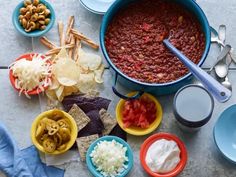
[9,54,51,98]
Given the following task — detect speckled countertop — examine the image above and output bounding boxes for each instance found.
[0,0,236,177]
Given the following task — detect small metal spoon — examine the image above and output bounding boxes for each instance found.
[222,76,232,91]
[211,26,236,64]
[211,26,225,46]
[209,44,231,75]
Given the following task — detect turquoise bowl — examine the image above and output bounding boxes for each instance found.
[12,0,55,37]
[100,0,211,98]
[214,104,236,163]
[86,136,134,177]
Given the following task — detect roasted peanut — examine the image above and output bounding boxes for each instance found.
[45,18,50,25]
[40,25,46,30]
[35,22,40,29]
[20,7,28,15]
[21,18,28,28]
[24,0,32,7]
[24,11,31,20]
[30,13,38,22]
[38,15,45,20]
[18,15,24,21]
[39,20,45,25]
[33,0,40,6]
[44,9,51,17]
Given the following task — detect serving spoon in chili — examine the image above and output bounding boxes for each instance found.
[163,39,231,103]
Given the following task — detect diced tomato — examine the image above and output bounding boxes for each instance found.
[121,95,157,129]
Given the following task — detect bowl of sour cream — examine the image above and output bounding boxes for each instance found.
[140,133,187,177]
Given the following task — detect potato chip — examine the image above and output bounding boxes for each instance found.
[79,53,102,71]
[99,109,117,135]
[76,134,99,161]
[68,104,90,132]
[49,76,60,90]
[77,72,95,93]
[46,90,58,101]
[94,64,105,84]
[63,86,79,97]
[55,85,64,101]
[53,58,80,86]
[57,48,70,60]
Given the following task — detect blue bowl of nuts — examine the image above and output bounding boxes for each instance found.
[12,0,55,37]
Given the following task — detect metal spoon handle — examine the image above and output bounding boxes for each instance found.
[218,25,226,51]
[163,39,231,103]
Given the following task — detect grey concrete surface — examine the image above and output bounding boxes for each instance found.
[0,0,236,177]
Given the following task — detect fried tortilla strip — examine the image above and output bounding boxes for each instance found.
[68,104,90,132]
[65,16,75,44]
[70,29,99,50]
[58,21,65,46]
[40,36,57,49]
[45,44,75,56]
[68,36,75,58]
[74,38,81,62]
[76,134,99,161]
[99,109,117,135]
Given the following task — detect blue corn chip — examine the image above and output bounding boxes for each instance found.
[109,125,127,141]
[77,110,104,137]
[62,95,111,113]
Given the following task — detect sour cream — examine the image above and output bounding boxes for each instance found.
[145,139,180,173]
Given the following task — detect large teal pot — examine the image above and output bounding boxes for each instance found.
[100,0,211,99]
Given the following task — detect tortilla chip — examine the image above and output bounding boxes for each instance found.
[109,125,127,141]
[77,110,104,137]
[76,134,99,161]
[84,90,100,98]
[68,104,90,132]
[62,95,111,112]
[99,109,117,135]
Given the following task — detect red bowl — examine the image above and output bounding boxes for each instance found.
[9,53,51,95]
[140,133,187,177]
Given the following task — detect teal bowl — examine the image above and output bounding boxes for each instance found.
[100,0,211,99]
[12,0,55,37]
[214,104,236,163]
[86,136,134,177]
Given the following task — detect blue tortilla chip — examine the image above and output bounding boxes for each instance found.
[63,95,111,137]
[109,125,127,141]
[62,95,111,113]
[77,110,104,137]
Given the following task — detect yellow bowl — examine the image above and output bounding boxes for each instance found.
[31,109,78,155]
[116,92,163,136]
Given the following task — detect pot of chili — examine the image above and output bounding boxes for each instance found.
[100,0,211,100]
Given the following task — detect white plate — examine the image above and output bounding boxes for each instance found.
[79,0,115,15]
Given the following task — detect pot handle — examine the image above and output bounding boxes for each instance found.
[112,73,144,100]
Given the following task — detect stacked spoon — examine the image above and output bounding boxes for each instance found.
[210,25,235,90]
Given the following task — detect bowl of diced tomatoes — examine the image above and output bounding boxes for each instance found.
[116,92,163,136]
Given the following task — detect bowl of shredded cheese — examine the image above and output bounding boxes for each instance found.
[9,53,52,98]
[86,136,133,177]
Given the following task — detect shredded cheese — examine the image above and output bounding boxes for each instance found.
[9,54,51,98]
